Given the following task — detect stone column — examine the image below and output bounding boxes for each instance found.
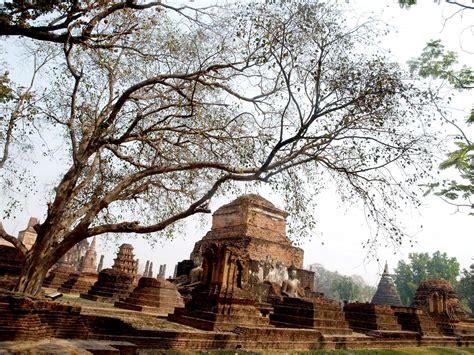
[97,255,104,272]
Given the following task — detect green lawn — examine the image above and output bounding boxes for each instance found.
[302,348,473,354]
[55,292,114,308]
[283,348,474,355]
[197,348,474,355]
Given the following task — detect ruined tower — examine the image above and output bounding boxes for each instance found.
[371,262,402,306]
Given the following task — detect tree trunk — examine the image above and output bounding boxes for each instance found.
[14,250,50,296]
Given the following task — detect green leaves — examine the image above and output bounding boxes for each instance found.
[457,264,474,315]
[410,39,473,212]
[394,251,460,306]
[409,39,474,89]
[439,141,473,170]
[0,71,13,104]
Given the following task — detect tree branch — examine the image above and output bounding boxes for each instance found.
[0,223,27,257]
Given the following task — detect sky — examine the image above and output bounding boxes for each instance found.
[1,0,472,288]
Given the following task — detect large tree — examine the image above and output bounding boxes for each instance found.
[0,1,436,296]
[393,251,460,305]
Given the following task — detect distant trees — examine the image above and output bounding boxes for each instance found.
[0,1,437,296]
[309,264,375,302]
[393,251,460,305]
[458,263,474,315]
[331,276,361,303]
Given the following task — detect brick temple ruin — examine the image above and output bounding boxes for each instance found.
[80,243,138,302]
[0,195,473,353]
[43,239,94,289]
[58,238,99,294]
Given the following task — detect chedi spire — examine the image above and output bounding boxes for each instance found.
[371,261,402,306]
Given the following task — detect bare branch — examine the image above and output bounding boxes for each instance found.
[0,223,27,257]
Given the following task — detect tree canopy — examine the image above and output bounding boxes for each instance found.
[393,251,460,306]
[0,1,437,295]
[458,263,474,315]
[309,264,375,303]
[409,40,473,213]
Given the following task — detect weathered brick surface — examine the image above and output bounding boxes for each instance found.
[80,268,134,303]
[344,303,402,333]
[0,291,88,341]
[1,289,473,351]
[193,195,304,269]
[392,305,441,336]
[0,246,23,290]
[271,296,353,335]
[42,266,75,290]
[115,277,184,315]
[58,272,98,294]
[413,279,467,324]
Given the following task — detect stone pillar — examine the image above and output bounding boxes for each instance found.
[97,255,104,272]
[148,262,153,278]
[144,261,150,277]
[158,264,166,279]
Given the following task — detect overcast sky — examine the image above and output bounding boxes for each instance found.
[1,0,472,287]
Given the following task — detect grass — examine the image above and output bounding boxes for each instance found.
[56,292,114,308]
[54,291,197,331]
[195,348,474,355]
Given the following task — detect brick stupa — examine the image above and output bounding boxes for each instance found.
[170,195,324,332]
[371,262,402,306]
[344,265,441,337]
[411,279,471,336]
[43,239,89,290]
[190,194,304,269]
[59,238,98,294]
[80,243,137,302]
[115,277,184,315]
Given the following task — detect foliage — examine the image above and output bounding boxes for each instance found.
[0,71,13,103]
[331,276,361,303]
[409,39,473,213]
[309,264,375,302]
[393,251,460,306]
[457,263,474,315]
[408,40,473,90]
[0,1,437,295]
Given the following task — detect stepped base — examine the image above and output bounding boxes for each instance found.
[169,307,271,332]
[367,330,419,339]
[58,272,98,295]
[271,297,352,335]
[42,267,75,290]
[114,277,183,315]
